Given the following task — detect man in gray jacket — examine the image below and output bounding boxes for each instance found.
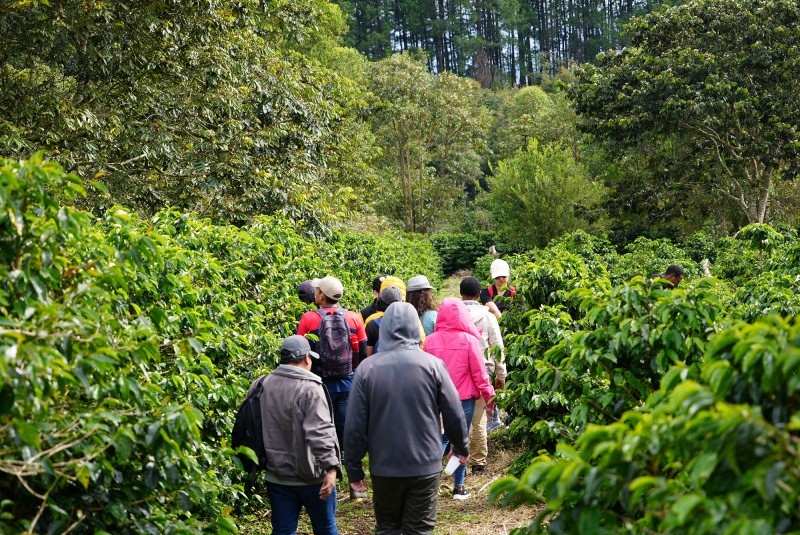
[344,302,469,535]
[252,335,340,535]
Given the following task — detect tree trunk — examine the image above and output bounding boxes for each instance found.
[400,144,414,232]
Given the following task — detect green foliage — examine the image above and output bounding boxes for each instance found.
[490,87,578,162]
[486,140,607,249]
[571,0,800,225]
[430,232,498,275]
[322,232,442,300]
[504,275,725,452]
[367,52,491,233]
[0,155,442,532]
[713,224,798,285]
[611,236,699,285]
[682,231,718,263]
[492,316,800,534]
[490,222,800,534]
[0,0,375,228]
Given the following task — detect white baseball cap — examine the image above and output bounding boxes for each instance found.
[312,276,344,301]
[490,259,510,279]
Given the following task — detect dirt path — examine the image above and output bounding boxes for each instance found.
[241,433,543,534]
[240,275,543,533]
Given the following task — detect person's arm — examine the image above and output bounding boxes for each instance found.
[365,321,378,357]
[468,337,496,408]
[343,371,369,483]
[486,313,506,383]
[485,300,502,319]
[319,468,337,500]
[479,287,492,305]
[296,312,311,336]
[422,310,437,337]
[301,388,341,481]
[352,314,368,369]
[356,340,368,367]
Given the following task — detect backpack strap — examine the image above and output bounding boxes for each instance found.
[245,374,268,494]
[489,285,515,298]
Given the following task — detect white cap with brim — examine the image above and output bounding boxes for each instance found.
[316,276,344,301]
[490,259,510,279]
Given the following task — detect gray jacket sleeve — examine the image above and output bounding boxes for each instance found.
[301,385,341,476]
[343,370,369,482]
[438,362,469,457]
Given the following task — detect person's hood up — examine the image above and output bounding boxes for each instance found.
[433,298,481,340]
[377,302,422,351]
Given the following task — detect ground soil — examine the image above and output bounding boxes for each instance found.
[241,433,543,534]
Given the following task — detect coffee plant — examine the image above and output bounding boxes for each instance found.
[0,155,441,533]
[492,316,800,534]
[491,226,800,533]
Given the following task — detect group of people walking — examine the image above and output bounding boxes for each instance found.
[247,260,516,535]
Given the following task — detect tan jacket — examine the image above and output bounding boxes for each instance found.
[464,300,506,380]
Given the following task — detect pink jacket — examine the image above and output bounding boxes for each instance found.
[424,298,495,406]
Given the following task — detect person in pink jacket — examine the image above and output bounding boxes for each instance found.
[424,298,496,500]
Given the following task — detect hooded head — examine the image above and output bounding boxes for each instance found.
[377,302,422,351]
[433,298,482,340]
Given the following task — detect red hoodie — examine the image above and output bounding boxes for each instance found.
[424,298,495,406]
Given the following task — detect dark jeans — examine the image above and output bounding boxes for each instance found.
[266,481,338,535]
[372,473,440,535]
[441,398,475,488]
[329,390,349,454]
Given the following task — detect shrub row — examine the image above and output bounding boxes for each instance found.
[0,155,441,533]
[491,226,800,533]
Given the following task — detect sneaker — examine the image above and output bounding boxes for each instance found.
[452,486,471,500]
[349,488,368,501]
[471,465,486,475]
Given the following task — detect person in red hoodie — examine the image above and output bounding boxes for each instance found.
[424,298,496,500]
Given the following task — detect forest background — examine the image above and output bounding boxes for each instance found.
[3,0,800,533]
[4,0,799,247]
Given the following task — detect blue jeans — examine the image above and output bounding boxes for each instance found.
[329,390,349,453]
[442,398,475,488]
[266,481,338,535]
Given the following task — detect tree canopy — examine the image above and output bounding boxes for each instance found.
[0,0,373,228]
[571,0,800,225]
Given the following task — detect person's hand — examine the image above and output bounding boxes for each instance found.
[350,479,368,493]
[486,402,497,415]
[458,454,469,466]
[494,377,505,390]
[486,301,502,319]
[319,469,337,500]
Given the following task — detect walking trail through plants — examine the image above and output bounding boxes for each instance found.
[241,433,543,534]
[241,275,543,534]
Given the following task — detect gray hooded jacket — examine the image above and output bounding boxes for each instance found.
[343,302,468,481]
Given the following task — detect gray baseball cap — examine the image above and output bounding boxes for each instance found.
[280,335,319,362]
[379,285,404,305]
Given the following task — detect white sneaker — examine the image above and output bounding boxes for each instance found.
[452,486,470,500]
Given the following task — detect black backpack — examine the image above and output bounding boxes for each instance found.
[232,375,268,488]
[315,308,353,378]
